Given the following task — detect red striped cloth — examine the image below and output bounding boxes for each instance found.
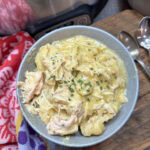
[0,32,34,150]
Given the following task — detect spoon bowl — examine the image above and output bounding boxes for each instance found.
[136,16,150,54]
[118,31,150,78]
[118,31,140,60]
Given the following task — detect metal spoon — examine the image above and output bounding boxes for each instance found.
[118,31,150,78]
[135,16,150,55]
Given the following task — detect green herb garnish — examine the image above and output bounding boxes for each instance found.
[87,98,90,101]
[107,85,110,89]
[85,82,92,87]
[71,68,79,77]
[78,79,84,87]
[48,75,55,80]
[71,79,76,86]
[68,86,74,93]
[57,80,62,84]
[64,81,67,84]
[33,101,39,108]
[71,68,74,75]
[86,89,90,93]
[68,98,71,101]
[78,79,83,84]
[75,71,79,77]
[98,73,102,77]
[96,81,100,85]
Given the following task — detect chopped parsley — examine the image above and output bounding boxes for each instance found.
[96,81,100,85]
[98,73,102,77]
[75,71,79,77]
[71,68,79,77]
[77,79,84,87]
[71,79,76,86]
[100,87,103,90]
[107,85,110,89]
[68,98,71,101]
[86,89,90,93]
[57,80,62,84]
[71,68,74,75]
[89,82,92,87]
[90,67,93,70]
[78,79,83,84]
[48,75,55,80]
[78,79,82,83]
[64,81,68,84]
[85,82,92,87]
[33,101,39,108]
[68,86,74,93]
[87,98,90,101]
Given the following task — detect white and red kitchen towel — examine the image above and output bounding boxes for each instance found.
[0,32,46,150]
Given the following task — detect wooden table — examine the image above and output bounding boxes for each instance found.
[48,10,150,150]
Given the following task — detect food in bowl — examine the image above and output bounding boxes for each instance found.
[18,35,127,136]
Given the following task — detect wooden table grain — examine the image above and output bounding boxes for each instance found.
[48,10,150,150]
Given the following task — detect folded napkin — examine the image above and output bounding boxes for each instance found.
[0,32,47,150]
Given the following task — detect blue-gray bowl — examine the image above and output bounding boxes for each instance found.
[16,26,139,147]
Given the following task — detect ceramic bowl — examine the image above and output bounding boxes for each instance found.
[16,25,139,147]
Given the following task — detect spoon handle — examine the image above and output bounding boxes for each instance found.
[136,58,150,78]
[148,49,150,56]
[145,48,150,55]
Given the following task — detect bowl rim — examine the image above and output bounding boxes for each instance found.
[16,25,139,148]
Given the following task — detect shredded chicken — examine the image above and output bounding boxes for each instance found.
[46,101,84,135]
[73,102,84,123]
[47,114,78,135]
[18,72,44,103]
[52,87,69,105]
